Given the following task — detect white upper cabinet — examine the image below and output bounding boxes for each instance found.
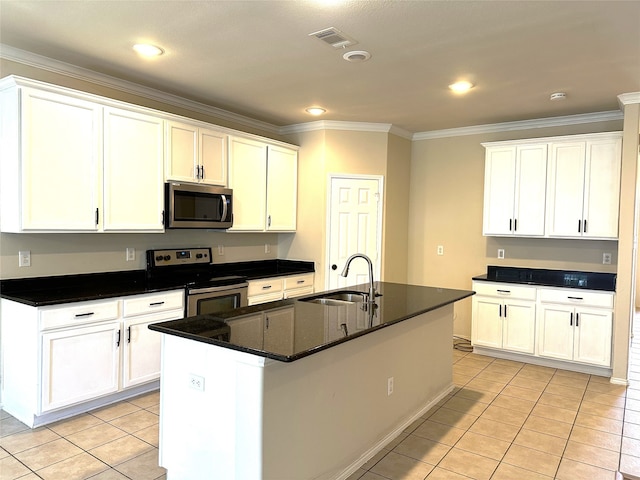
[266,145,298,231]
[165,120,227,186]
[0,78,165,233]
[103,106,164,232]
[228,136,298,232]
[0,86,102,232]
[482,132,622,240]
[547,135,622,239]
[482,143,547,236]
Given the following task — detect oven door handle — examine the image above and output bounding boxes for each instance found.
[188,283,248,295]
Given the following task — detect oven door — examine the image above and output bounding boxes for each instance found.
[187,284,248,317]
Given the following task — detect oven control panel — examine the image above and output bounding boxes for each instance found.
[147,247,212,267]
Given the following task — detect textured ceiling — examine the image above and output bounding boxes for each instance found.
[1,0,639,133]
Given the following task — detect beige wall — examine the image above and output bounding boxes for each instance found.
[281,129,411,289]
[408,121,623,339]
[613,102,640,380]
[382,134,411,283]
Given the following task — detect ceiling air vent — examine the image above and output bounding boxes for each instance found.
[308,27,358,49]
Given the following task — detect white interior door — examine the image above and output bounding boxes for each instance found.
[327,176,382,291]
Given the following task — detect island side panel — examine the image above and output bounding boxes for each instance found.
[261,304,454,479]
[158,334,266,479]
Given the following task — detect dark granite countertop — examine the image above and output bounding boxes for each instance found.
[148,281,475,362]
[0,259,315,307]
[472,265,616,292]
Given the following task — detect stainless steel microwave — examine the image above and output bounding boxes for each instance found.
[165,182,233,229]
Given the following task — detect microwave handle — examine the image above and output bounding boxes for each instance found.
[221,195,228,221]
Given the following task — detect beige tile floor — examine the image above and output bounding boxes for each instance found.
[2,318,640,480]
[0,391,165,480]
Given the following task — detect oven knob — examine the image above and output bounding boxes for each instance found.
[155,255,163,262]
[196,253,203,259]
[164,255,171,261]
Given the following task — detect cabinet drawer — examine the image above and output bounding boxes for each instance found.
[40,299,120,331]
[284,273,314,291]
[284,285,314,299]
[539,288,614,308]
[123,290,184,317]
[248,278,283,297]
[472,282,537,301]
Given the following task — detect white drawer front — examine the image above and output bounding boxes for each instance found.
[123,290,184,317]
[539,288,614,308]
[284,273,314,291]
[472,282,537,301]
[40,299,120,330]
[248,278,283,297]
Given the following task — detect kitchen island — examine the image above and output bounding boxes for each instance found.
[149,282,474,480]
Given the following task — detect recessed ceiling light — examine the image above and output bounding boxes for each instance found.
[133,43,164,57]
[449,81,474,93]
[305,107,326,116]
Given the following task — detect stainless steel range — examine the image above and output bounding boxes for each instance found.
[146,247,248,317]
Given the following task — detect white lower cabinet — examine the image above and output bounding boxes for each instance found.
[1,289,184,426]
[471,282,536,354]
[41,321,121,412]
[471,281,614,372]
[537,288,613,367]
[247,273,314,305]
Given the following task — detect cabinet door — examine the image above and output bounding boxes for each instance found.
[41,322,120,412]
[166,120,198,182]
[200,128,227,186]
[19,88,101,231]
[471,296,503,349]
[547,142,586,237]
[266,145,297,231]
[228,136,268,231]
[582,139,622,239]
[573,309,612,366]
[103,107,164,231]
[482,146,516,235]
[263,307,295,355]
[122,315,163,388]
[537,305,574,361]
[228,313,264,349]
[513,144,547,236]
[502,300,535,354]
[103,108,164,232]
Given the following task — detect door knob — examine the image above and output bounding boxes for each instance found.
[331,264,337,270]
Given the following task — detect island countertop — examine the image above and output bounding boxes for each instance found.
[149,281,474,362]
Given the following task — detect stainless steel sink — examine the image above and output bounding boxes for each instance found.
[300,290,377,306]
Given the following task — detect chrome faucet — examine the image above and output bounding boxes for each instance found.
[340,253,376,301]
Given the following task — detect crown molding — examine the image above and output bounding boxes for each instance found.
[0,44,280,134]
[279,120,413,139]
[1,44,628,142]
[618,92,640,106]
[412,110,623,140]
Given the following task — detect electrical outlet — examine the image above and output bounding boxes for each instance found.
[217,245,224,256]
[437,245,444,256]
[498,249,505,259]
[189,374,205,392]
[387,376,394,396]
[126,247,135,262]
[603,252,612,265]
[265,244,271,254]
[18,250,31,267]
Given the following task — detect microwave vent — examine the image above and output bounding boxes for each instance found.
[308,27,358,49]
